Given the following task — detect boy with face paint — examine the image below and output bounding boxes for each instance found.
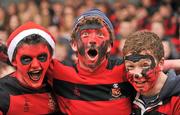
[123,31,180,115]
[48,9,134,115]
[0,22,59,115]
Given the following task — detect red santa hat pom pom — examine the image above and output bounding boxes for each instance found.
[7,21,55,62]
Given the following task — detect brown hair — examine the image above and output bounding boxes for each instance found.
[122,30,164,62]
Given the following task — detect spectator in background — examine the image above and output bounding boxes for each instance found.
[159,2,177,36]
[17,1,27,24]
[151,21,179,59]
[60,5,75,41]
[48,24,60,41]
[7,2,17,16]
[40,0,52,27]
[0,7,8,30]
[51,2,63,26]
[7,15,21,35]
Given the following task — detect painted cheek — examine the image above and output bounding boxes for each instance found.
[130,70,159,93]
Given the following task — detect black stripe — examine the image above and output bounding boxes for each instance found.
[0,75,52,95]
[0,88,9,114]
[53,79,134,101]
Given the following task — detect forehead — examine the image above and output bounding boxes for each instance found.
[124,50,156,63]
[16,43,49,56]
[80,25,109,32]
[125,58,152,65]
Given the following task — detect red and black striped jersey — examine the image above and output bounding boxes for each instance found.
[48,57,135,115]
[0,74,59,115]
[131,70,180,115]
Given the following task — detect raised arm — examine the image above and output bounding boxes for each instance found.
[164,59,180,71]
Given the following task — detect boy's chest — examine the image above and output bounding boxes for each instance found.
[7,93,56,115]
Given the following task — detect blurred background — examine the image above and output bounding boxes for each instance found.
[0,0,179,77]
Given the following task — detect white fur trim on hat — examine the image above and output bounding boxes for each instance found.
[7,29,55,62]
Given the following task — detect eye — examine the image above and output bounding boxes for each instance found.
[37,53,48,62]
[126,65,135,71]
[97,31,104,38]
[21,55,32,65]
[81,31,89,38]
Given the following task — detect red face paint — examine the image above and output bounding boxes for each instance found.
[125,56,160,93]
[13,43,51,89]
[77,26,111,70]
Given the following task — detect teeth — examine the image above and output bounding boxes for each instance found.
[135,81,146,84]
[28,70,42,81]
[30,70,40,73]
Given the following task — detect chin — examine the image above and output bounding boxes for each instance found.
[29,82,42,89]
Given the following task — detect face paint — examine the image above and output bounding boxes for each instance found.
[124,54,160,93]
[77,25,111,69]
[14,43,51,89]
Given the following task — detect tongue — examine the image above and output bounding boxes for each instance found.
[30,74,40,81]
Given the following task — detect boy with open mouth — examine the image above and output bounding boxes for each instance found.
[0,22,58,115]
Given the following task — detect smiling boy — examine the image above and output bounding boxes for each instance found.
[123,31,180,115]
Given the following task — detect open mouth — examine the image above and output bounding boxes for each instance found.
[28,70,42,81]
[87,48,98,59]
[135,81,146,84]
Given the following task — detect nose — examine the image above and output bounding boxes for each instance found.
[31,58,40,69]
[88,33,97,45]
[130,67,143,77]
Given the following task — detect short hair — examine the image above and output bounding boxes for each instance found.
[12,34,53,61]
[123,31,164,62]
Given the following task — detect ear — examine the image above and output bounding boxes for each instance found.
[71,42,78,52]
[11,59,17,67]
[107,44,112,52]
[158,57,165,71]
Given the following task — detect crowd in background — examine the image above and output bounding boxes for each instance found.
[0,0,179,77]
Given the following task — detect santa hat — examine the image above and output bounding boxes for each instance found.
[7,22,55,62]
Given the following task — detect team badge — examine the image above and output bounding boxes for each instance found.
[111,83,121,98]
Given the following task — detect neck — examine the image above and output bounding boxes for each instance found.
[142,72,168,97]
[78,58,107,73]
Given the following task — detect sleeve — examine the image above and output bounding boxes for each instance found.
[47,58,76,81]
[47,59,65,79]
